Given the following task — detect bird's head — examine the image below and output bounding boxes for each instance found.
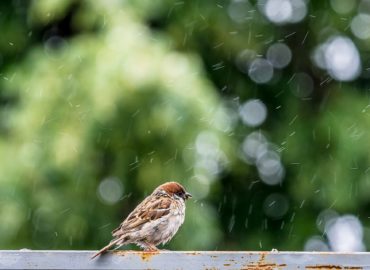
[155,181,192,200]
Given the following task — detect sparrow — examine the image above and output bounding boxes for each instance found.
[92,181,192,259]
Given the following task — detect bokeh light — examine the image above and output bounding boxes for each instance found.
[256,150,285,185]
[304,236,330,251]
[242,131,268,164]
[3,0,370,254]
[316,209,339,233]
[239,99,267,127]
[188,174,211,199]
[228,0,253,24]
[313,36,361,81]
[44,36,68,59]
[330,0,356,14]
[261,0,307,24]
[290,72,314,98]
[359,0,370,13]
[326,215,365,252]
[267,43,292,69]
[351,14,370,40]
[235,49,257,74]
[263,193,289,219]
[97,177,124,205]
[248,58,274,84]
[195,131,225,177]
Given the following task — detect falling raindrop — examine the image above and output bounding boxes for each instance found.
[228,215,236,232]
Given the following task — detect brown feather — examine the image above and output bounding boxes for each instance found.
[91,238,121,259]
[112,195,173,237]
[156,182,186,196]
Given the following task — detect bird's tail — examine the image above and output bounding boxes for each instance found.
[91,238,122,259]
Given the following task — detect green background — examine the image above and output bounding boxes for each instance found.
[1,0,369,251]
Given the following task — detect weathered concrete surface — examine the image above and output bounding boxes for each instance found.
[0,250,369,269]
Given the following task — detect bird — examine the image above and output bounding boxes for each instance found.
[91,181,192,259]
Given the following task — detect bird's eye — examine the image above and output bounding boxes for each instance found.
[174,192,183,199]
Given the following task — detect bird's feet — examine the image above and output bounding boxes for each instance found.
[143,243,159,252]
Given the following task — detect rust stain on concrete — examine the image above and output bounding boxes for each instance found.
[242,252,286,270]
[139,251,160,261]
[306,266,362,270]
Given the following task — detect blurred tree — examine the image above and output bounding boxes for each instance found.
[0,0,232,250]
[1,0,370,252]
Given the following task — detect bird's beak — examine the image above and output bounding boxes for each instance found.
[185,192,192,200]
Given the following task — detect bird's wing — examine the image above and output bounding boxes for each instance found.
[112,194,172,237]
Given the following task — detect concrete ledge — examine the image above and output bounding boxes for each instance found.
[1,250,370,269]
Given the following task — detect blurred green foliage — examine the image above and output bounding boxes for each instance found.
[1,0,370,251]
